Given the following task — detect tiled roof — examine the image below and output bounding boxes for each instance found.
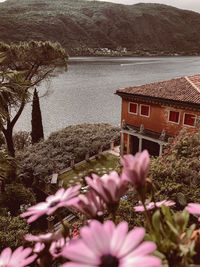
[116,74,200,105]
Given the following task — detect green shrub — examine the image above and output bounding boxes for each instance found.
[17,123,120,178]
[0,216,29,251]
[0,183,36,216]
[149,131,200,208]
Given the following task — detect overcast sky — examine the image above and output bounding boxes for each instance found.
[97,0,200,13]
[0,0,199,13]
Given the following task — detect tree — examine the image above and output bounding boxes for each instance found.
[0,41,68,157]
[0,216,29,251]
[0,183,36,216]
[13,131,31,151]
[149,130,200,209]
[0,72,30,157]
[31,88,44,144]
[0,150,16,183]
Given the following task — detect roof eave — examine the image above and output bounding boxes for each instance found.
[116,91,200,110]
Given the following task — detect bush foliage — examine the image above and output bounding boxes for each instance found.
[13,131,31,151]
[149,130,200,208]
[116,131,200,228]
[17,123,120,177]
[0,183,36,216]
[0,216,29,251]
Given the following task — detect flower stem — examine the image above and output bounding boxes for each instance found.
[140,197,153,233]
[56,211,69,237]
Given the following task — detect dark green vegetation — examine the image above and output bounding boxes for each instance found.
[0,123,119,249]
[0,216,29,251]
[2,126,200,253]
[60,153,119,187]
[0,183,36,216]
[31,88,44,144]
[150,131,200,209]
[118,130,200,229]
[17,123,120,179]
[0,40,67,157]
[0,151,35,250]
[0,0,200,55]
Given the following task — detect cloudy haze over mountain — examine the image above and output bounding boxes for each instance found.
[0,0,199,12]
[97,0,200,13]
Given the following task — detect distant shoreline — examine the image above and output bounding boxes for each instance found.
[68,54,200,58]
[68,49,200,58]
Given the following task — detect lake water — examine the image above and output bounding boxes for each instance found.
[15,56,200,137]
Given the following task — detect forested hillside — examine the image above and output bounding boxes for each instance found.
[0,0,200,55]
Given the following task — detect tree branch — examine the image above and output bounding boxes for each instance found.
[30,68,55,87]
[10,99,26,128]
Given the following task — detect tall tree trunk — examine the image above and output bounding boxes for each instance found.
[31,88,44,144]
[1,99,26,157]
[2,127,15,157]
[2,127,16,182]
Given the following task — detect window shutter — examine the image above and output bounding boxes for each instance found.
[169,111,179,123]
[129,103,137,114]
[184,114,195,126]
[141,105,149,116]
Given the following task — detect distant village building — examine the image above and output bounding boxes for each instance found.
[116,74,200,156]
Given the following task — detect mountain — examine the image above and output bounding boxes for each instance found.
[0,0,200,55]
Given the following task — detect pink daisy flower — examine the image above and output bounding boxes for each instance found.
[85,172,128,204]
[186,203,200,221]
[25,229,62,243]
[70,190,105,219]
[61,220,161,267]
[21,185,81,223]
[33,242,45,254]
[134,200,175,212]
[121,150,150,188]
[50,237,69,258]
[0,246,36,267]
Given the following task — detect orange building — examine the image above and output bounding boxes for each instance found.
[116,74,200,156]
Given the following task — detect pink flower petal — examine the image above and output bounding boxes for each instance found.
[118,227,145,257]
[127,242,157,257]
[0,246,36,267]
[62,220,160,267]
[0,247,12,265]
[62,240,98,265]
[103,220,115,239]
[186,203,200,215]
[121,255,161,267]
[81,221,110,254]
[62,263,91,267]
[121,150,150,188]
[110,221,128,255]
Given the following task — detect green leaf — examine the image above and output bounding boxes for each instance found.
[152,209,161,230]
[181,224,196,243]
[182,210,190,231]
[161,205,173,223]
[166,220,179,236]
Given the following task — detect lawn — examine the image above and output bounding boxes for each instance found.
[59,153,120,188]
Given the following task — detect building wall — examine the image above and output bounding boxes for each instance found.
[121,98,200,137]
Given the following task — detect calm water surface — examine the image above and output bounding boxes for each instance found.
[15,56,200,136]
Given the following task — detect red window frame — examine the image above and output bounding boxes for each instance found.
[140,105,150,117]
[169,111,179,124]
[129,102,137,114]
[184,113,196,127]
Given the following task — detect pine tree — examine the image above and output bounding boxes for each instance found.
[31,89,44,144]
[0,41,67,157]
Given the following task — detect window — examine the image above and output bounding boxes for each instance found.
[168,111,179,124]
[183,113,196,127]
[140,105,150,117]
[128,102,138,114]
